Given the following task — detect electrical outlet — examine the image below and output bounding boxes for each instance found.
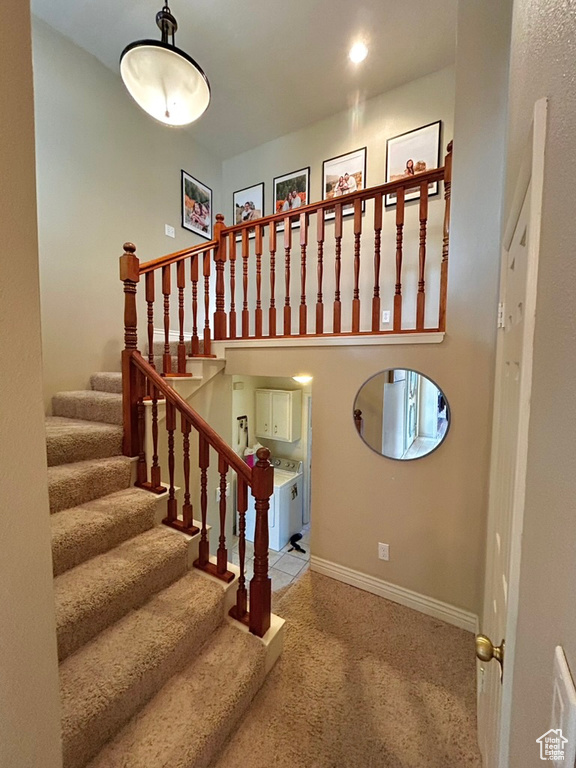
[378,542,390,561]
[165,224,175,238]
[382,310,391,324]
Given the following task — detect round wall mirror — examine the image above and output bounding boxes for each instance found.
[353,369,450,460]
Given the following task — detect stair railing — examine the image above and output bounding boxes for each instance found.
[120,255,273,636]
[127,142,452,378]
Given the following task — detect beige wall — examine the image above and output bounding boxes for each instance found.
[221,2,511,616]
[32,19,222,409]
[222,67,455,335]
[0,4,62,767]
[504,1,576,763]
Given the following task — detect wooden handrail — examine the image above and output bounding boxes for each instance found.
[131,351,252,484]
[140,239,217,275]
[226,165,445,236]
[137,165,445,276]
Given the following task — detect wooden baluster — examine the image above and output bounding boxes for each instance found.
[229,233,237,339]
[213,214,227,340]
[203,249,212,355]
[255,224,263,337]
[394,187,405,332]
[162,264,171,374]
[196,434,210,567]
[333,204,343,333]
[269,223,277,337]
[193,442,233,582]
[176,260,188,374]
[242,229,250,338]
[299,213,308,335]
[249,447,273,638]
[181,416,195,530]
[135,368,148,486]
[417,182,429,330]
[217,455,229,575]
[145,271,155,373]
[229,477,248,622]
[190,254,200,356]
[164,400,177,523]
[316,211,325,334]
[439,141,453,332]
[119,242,140,457]
[372,194,383,332]
[143,385,164,493]
[283,219,292,335]
[352,198,362,333]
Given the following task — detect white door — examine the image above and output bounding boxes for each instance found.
[477,99,547,767]
[272,390,290,440]
[255,390,271,437]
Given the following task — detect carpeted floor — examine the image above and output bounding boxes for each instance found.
[212,571,482,768]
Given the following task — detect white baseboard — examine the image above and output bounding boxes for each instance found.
[310,556,478,633]
[153,327,182,342]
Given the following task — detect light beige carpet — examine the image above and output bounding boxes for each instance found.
[212,572,482,768]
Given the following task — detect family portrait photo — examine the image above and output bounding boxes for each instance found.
[322,147,367,219]
[181,170,212,239]
[385,121,441,206]
[233,182,264,225]
[273,167,310,217]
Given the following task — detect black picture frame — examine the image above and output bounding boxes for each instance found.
[233,182,265,240]
[384,120,442,207]
[181,169,213,240]
[273,166,311,231]
[322,146,367,220]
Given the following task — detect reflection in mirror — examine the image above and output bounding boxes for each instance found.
[353,369,450,460]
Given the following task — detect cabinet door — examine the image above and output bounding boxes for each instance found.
[255,390,271,438]
[272,390,291,440]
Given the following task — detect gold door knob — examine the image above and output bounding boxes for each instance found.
[476,634,505,672]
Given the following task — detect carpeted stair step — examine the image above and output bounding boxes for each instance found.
[51,487,158,576]
[60,571,226,768]
[46,416,122,467]
[53,390,122,425]
[87,623,266,768]
[55,526,188,662]
[90,372,123,395]
[48,455,132,514]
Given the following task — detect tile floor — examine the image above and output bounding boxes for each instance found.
[231,524,310,593]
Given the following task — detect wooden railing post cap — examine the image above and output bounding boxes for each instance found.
[252,446,274,497]
[215,213,225,225]
[120,242,140,282]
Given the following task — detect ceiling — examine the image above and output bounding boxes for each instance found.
[31,0,457,159]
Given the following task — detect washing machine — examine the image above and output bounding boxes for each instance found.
[242,457,303,551]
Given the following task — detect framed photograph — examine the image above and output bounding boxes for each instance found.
[322,147,367,220]
[181,170,212,239]
[273,167,310,229]
[385,120,441,207]
[233,182,265,239]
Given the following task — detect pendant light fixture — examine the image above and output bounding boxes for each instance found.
[120,3,210,127]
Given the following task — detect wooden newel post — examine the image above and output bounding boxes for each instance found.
[213,213,227,340]
[249,447,274,637]
[439,141,453,332]
[119,242,140,457]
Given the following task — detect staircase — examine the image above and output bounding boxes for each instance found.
[48,372,273,768]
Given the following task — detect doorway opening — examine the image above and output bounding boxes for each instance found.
[231,374,312,594]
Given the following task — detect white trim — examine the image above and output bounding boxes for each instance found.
[153,327,181,342]
[310,555,477,633]
[213,332,444,353]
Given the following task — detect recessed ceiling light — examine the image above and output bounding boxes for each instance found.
[349,42,368,64]
[292,375,313,384]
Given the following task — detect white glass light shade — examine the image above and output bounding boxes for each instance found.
[120,42,210,126]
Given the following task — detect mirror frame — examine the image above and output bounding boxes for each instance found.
[352,368,451,461]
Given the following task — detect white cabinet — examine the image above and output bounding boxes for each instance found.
[255,389,301,443]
